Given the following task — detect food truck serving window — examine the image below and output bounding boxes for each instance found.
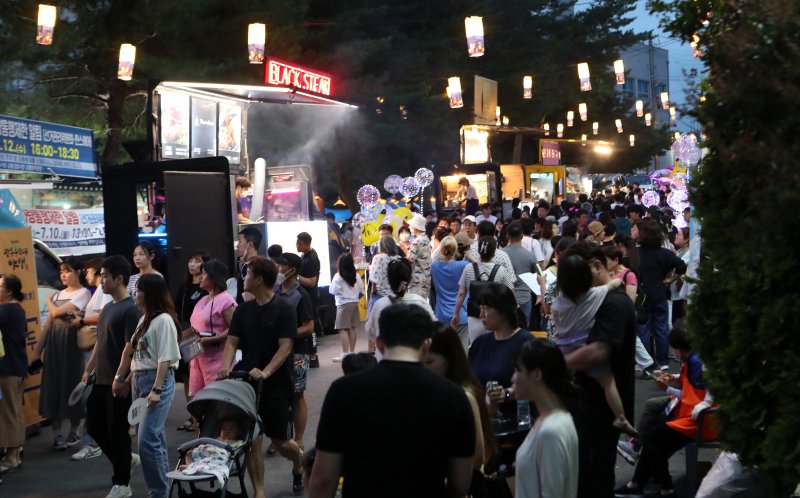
[529,172,555,203]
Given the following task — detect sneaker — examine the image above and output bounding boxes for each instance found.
[659,364,670,371]
[616,440,639,465]
[613,483,644,497]
[52,435,65,451]
[71,445,102,461]
[309,357,320,368]
[61,432,81,450]
[638,366,655,380]
[332,353,352,363]
[292,470,304,496]
[105,484,133,498]
[130,453,141,472]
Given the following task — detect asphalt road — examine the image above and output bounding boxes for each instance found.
[2,329,718,498]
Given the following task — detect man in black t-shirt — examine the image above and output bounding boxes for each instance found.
[235,226,262,304]
[82,256,143,498]
[296,232,320,367]
[562,243,636,498]
[218,256,303,498]
[309,303,475,498]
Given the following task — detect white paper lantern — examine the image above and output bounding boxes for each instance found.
[660,92,670,110]
[117,44,136,81]
[557,123,564,138]
[629,134,635,147]
[523,76,533,99]
[465,17,485,57]
[36,4,56,45]
[577,62,591,91]
[636,100,644,117]
[578,103,587,121]
[670,107,677,121]
[448,77,463,108]
[495,106,501,125]
[248,23,266,64]
[543,123,550,136]
[581,134,587,142]
[592,122,599,135]
[613,59,625,85]
[615,119,623,133]
[567,111,574,127]
[645,113,652,126]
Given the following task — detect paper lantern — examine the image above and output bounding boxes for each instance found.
[384,175,404,195]
[660,92,670,110]
[465,16,485,57]
[645,113,652,126]
[635,100,644,117]
[669,107,677,121]
[36,4,56,45]
[578,103,587,121]
[448,77,463,108]
[414,167,434,188]
[543,123,550,136]
[592,122,599,135]
[495,106,501,125]
[577,62,591,91]
[401,177,420,198]
[581,134,587,142]
[502,116,509,126]
[523,76,533,99]
[557,123,564,138]
[615,119,623,133]
[567,111,574,127]
[629,134,635,147]
[247,23,266,64]
[613,59,625,85]
[117,44,136,81]
[357,185,381,207]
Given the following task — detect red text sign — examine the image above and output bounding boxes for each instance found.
[266,59,332,96]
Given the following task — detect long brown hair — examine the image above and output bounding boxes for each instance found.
[429,323,497,463]
[132,273,180,348]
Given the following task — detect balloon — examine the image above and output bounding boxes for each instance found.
[414,167,434,188]
[393,207,413,221]
[383,175,404,195]
[360,203,382,222]
[641,190,660,208]
[352,212,366,230]
[361,220,382,246]
[357,185,380,207]
[400,176,420,198]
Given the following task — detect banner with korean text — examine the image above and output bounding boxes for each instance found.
[24,207,106,256]
[0,228,43,426]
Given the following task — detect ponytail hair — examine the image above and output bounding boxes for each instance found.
[0,274,25,301]
[516,340,580,412]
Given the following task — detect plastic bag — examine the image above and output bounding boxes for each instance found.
[697,451,769,498]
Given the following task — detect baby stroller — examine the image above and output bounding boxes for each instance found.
[168,372,262,498]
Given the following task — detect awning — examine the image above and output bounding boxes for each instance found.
[156,81,357,108]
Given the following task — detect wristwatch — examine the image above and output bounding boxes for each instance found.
[151,386,163,395]
[114,374,126,383]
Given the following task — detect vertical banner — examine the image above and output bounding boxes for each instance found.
[159,91,190,159]
[190,98,217,158]
[0,228,43,426]
[217,103,242,165]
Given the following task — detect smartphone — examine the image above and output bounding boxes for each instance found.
[198,332,214,338]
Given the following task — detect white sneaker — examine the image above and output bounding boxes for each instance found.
[130,453,141,472]
[105,484,132,498]
[71,445,102,460]
[332,353,348,362]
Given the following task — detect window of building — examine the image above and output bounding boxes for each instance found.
[637,79,651,99]
[622,78,635,98]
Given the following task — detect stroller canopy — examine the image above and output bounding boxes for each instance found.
[187,379,258,424]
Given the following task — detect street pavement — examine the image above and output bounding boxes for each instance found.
[3,327,718,497]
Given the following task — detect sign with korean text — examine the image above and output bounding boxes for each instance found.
[0,228,43,426]
[266,58,333,96]
[541,141,562,166]
[0,114,96,178]
[24,207,106,256]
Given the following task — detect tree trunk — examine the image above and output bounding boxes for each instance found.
[100,79,128,169]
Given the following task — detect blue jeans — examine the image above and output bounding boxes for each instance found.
[638,300,670,365]
[133,369,175,498]
[519,300,532,329]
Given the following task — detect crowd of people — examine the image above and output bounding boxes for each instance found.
[0,182,717,498]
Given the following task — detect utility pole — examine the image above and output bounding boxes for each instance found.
[648,39,659,171]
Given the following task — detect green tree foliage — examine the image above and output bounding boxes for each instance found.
[650,0,800,490]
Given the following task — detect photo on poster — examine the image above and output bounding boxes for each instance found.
[191,98,217,158]
[218,103,242,165]
[160,91,190,159]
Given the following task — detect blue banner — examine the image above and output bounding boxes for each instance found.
[0,189,26,229]
[0,114,96,179]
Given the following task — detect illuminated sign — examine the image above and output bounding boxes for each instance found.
[266,58,332,96]
[541,141,561,166]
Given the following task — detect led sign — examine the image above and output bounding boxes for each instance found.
[266,59,332,96]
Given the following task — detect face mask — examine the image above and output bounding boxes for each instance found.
[399,233,411,242]
[275,273,287,286]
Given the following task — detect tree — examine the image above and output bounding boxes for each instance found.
[650,0,800,491]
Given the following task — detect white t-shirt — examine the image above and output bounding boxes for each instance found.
[85,287,113,318]
[54,287,92,311]
[515,410,579,498]
[458,262,516,293]
[365,293,436,340]
[329,273,363,307]
[131,313,181,371]
[476,214,498,225]
[521,236,545,262]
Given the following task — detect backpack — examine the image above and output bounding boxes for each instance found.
[467,263,500,318]
[625,267,650,325]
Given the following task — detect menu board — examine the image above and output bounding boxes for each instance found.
[160,91,190,159]
[218,103,241,165]
[191,98,217,158]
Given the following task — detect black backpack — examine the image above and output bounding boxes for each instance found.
[467,263,500,318]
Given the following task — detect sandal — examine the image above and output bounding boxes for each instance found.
[0,460,22,474]
[177,420,195,431]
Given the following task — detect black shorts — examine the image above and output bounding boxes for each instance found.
[258,395,293,441]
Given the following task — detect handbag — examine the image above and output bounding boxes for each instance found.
[468,263,500,318]
[179,336,204,362]
[77,325,98,351]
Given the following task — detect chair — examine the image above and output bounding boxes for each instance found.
[685,407,720,496]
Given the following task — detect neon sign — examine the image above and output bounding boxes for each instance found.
[266,59,332,96]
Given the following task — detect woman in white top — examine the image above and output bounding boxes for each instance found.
[128,241,163,300]
[329,253,364,361]
[512,340,579,498]
[31,259,92,450]
[130,273,181,498]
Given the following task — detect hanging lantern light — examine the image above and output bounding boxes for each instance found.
[670,107,677,120]
[495,106,501,125]
[645,113,652,126]
[567,111,574,127]
[629,134,635,147]
[615,119,623,133]
[660,91,670,110]
[465,16,485,57]
[613,59,625,85]
[578,103,587,121]
[36,4,57,45]
[592,122,599,135]
[581,134,587,142]
[247,23,266,64]
[543,123,550,136]
[635,100,644,117]
[557,123,564,138]
[523,76,533,99]
[117,43,136,81]
[502,116,510,126]
[448,77,463,108]
[577,62,591,91]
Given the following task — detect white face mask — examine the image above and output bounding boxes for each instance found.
[399,233,411,242]
[275,273,287,286]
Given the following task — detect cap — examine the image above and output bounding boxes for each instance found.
[455,232,474,247]
[588,221,604,237]
[274,253,303,273]
[463,215,477,224]
[409,213,427,232]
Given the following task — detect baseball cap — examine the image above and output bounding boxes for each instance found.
[274,253,303,273]
[463,215,477,224]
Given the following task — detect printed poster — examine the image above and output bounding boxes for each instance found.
[160,91,190,159]
[218,103,241,165]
